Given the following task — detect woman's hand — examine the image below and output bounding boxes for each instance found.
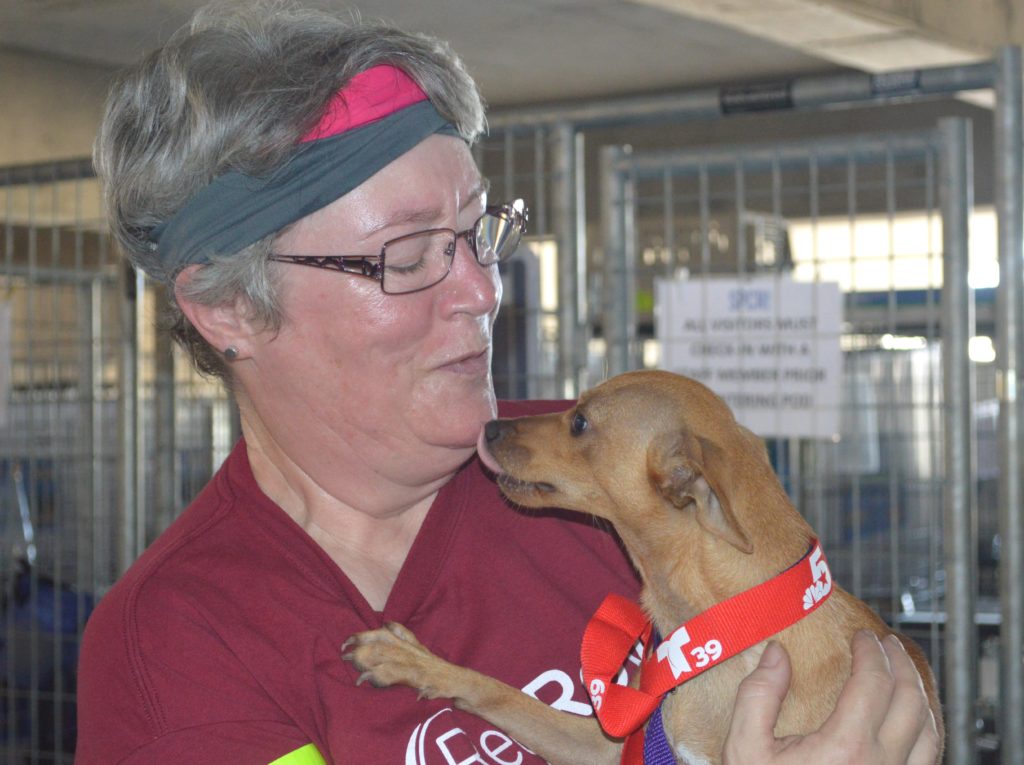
[723,630,940,765]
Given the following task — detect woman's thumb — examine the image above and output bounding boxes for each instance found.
[723,641,791,761]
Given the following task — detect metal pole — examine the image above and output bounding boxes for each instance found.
[488,62,995,130]
[939,116,978,765]
[154,283,177,536]
[994,44,1024,765]
[134,270,148,556]
[78,280,95,582]
[574,131,589,392]
[552,123,581,398]
[118,263,134,574]
[118,262,146,573]
[600,145,636,377]
[89,276,107,590]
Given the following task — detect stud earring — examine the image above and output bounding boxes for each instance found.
[223,346,239,360]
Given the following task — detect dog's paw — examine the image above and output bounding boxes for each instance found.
[342,622,451,699]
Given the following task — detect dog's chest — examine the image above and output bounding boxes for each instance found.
[672,742,712,765]
[660,649,840,764]
[659,648,763,765]
[659,697,716,765]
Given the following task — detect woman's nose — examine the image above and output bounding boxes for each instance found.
[441,234,502,315]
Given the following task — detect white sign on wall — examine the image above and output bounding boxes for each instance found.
[0,302,9,428]
[656,275,843,439]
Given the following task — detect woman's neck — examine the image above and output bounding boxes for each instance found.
[239,400,460,610]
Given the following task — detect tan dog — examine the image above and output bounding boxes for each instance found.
[344,370,943,764]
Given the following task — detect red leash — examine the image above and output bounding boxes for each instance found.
[581,540,834,763]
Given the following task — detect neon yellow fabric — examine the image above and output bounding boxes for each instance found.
[268,743,327,765]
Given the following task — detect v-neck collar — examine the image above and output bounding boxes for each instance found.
[379,461,471,622]
[223,439,474,628]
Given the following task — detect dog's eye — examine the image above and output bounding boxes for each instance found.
[570,412,589,436]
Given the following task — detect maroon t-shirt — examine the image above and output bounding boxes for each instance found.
[76,400,640,764]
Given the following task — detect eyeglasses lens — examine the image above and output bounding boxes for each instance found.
[382,230,454,294]
[475,209,522,265]
[381,204,525,294]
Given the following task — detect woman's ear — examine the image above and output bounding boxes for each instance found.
[174,265,255,360]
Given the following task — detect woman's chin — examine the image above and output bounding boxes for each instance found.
[410,376,496,447]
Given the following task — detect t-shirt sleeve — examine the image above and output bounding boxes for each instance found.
[75,579,319,764]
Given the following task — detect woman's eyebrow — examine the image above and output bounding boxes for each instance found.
[364,178,492,239]
[461,178,491,211]
[376,207,443,231]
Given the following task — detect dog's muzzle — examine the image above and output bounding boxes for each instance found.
[484,419,511,444]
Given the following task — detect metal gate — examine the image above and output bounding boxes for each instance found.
[1,160,115,763]
[477,125,584,400]
[0,160,238,764]
[3,48,1024,764]
[479,49,1024,764]
[601,119,983,762]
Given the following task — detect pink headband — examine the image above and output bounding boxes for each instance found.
[149,63,456,274]
[300,65,430,143]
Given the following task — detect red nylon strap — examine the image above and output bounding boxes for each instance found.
[580,595,660,737]
[580,540,833,761]
[621,726,646,765]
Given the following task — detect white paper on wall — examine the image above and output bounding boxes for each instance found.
[656,275,843,440]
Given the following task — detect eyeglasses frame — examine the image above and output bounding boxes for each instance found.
[268,199,528,295]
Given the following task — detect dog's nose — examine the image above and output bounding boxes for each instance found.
[484,419,503,444]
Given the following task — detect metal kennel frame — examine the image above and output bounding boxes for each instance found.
[1,47,1023,764]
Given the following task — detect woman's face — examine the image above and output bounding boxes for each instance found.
[241,135,503,483]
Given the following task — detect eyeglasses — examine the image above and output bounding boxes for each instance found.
[269,199,528,295]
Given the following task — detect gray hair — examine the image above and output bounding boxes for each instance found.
[94,0,487,382]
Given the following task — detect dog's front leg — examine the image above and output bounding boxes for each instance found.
[343,623,621,765]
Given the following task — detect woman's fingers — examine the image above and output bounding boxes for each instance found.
[724,631,940,765]
[722,641,792,761]
[817,631,939,765]
[879,636,941,765]
[825,630,897,736]
[905,707,941,765]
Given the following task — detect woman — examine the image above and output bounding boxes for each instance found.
[76,4,939,764]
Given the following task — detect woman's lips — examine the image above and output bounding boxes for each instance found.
[440,349,489,375]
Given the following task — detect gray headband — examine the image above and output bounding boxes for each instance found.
[148,100,458,279]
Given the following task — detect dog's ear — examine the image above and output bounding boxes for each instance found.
[737,425,770,466]
[647,431,754,554]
